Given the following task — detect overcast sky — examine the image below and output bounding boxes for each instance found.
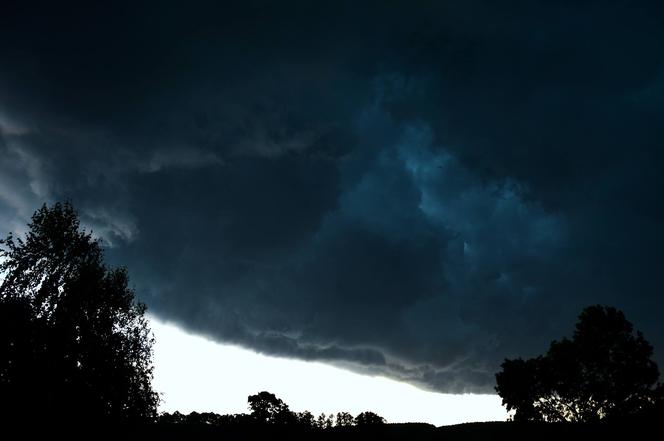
[1,0,663,403]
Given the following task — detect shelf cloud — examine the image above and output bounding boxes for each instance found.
[1,0,663,393]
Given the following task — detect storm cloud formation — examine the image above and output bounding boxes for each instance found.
[1,1,663,393]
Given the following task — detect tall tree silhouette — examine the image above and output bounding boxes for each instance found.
[496,305,660,422]
[0,202,158,423]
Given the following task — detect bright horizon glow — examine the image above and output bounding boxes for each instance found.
[150,316,507,426]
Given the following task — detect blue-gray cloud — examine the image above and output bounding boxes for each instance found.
[1,0,663,393]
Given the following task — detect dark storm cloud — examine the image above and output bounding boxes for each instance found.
[1,0,663,393]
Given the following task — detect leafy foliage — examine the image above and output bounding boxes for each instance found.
[354,411,386,425]
[248,391,295,425]
[0,202,158,422]
[295,410,315,427]
[496,305,660,422]
[315,412,334,429]
[335,411,355,427]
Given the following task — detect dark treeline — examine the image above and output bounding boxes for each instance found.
[155,390,387,433]
[1,203,663,440]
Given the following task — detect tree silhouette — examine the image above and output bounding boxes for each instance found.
[354,411,386,425]
[295,410,315,427]
[248,391,294,425]
[0,202,158,423]
[335,411,355,427]
[315,412,334,429]
[496,305,660,422]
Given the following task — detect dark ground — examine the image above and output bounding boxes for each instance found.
[19,418,658,440]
